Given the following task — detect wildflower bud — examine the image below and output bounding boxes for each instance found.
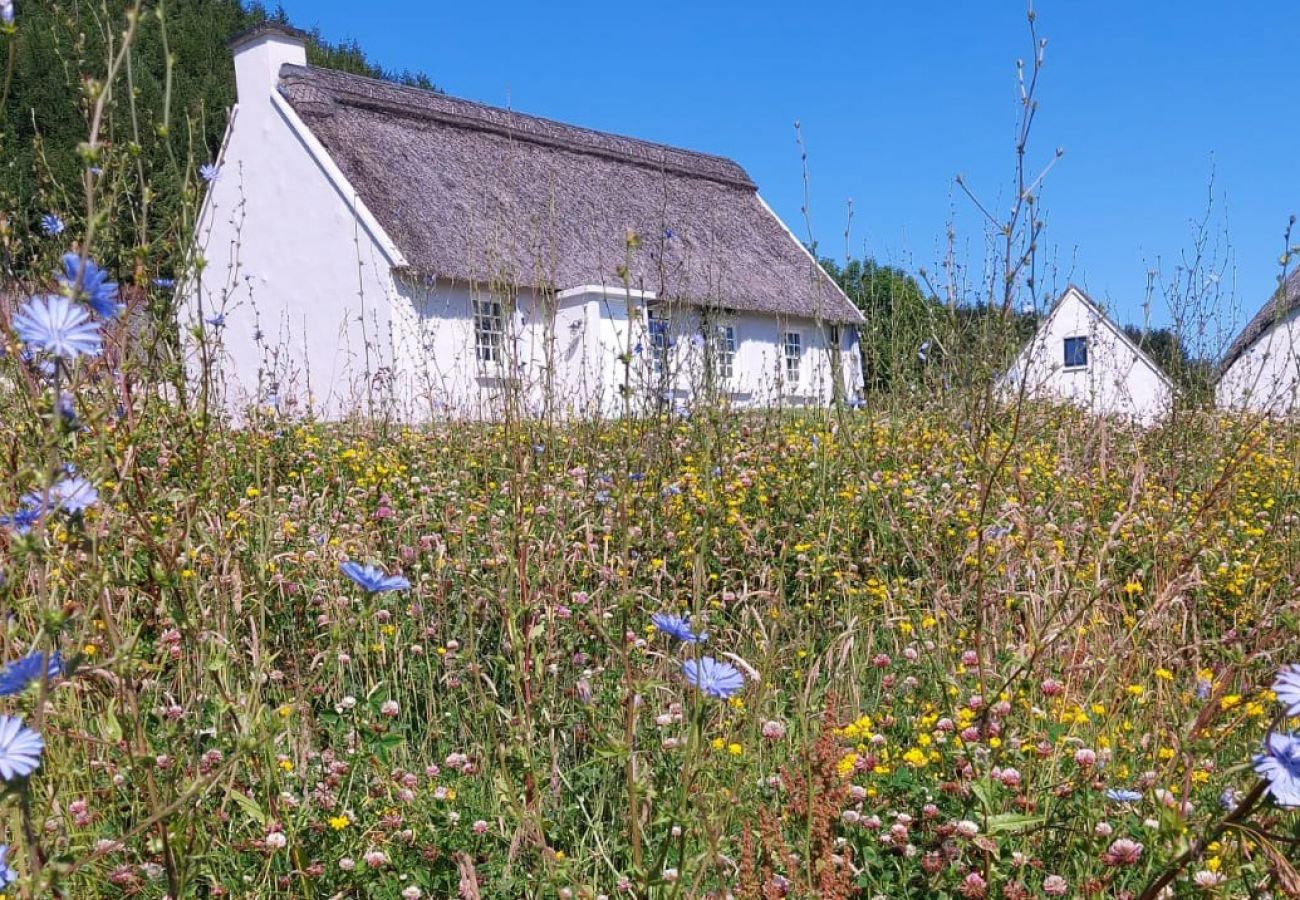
[1040,678,1063,696]
[958,871,987,898]
[473,820,488,834]
[1094,822,1113,837]
[761,720,786,740]
[1102,838,1143,867]
[961,650,979,666]
[1042,875,1068,896]
[1074,748,1097,768]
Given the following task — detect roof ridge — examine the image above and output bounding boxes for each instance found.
[278,64,756,190]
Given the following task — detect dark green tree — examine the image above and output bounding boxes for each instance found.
[0,1,436,284]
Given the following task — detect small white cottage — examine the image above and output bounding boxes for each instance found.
[1216,270,1300,414]
[186,24,864,419]
[1002,285,1174,423]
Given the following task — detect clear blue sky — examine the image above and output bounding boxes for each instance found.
[275,0,1297,348]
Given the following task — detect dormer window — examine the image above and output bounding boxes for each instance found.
[1063,336,1088,369]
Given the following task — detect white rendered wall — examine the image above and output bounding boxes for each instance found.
[1217,307,1300,414]
[1004,290,1172,423]
[186,33,402,419]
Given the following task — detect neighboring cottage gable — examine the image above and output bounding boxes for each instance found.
[1004,286,1174,423]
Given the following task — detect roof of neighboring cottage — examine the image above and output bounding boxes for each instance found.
[1219,268,1300,375]
[274,64,864,323]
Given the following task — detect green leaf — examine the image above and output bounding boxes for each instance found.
[101,703,122,743]
[986,813,1045,835]
[229,789,266,826]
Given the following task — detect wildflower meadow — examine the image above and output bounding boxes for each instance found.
[2,2,1300,898]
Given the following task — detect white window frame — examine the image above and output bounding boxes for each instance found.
[473,297,506,365]
[783,330,802,386]
[1063,335,1088,370]
[647,310,671,379]
[713,323,736,384]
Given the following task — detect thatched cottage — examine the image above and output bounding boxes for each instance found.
[1216,270,1300,414]
[1002,286,1174,423]
[187,24,864,419]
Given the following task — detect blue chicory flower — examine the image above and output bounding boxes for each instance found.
[0,1,12,27]
[340,561,410,594]
[651,612,706,644]
[12,294,102,359]
[199,163,220,183]
[40,214,64,236]
[682,656,744,700]
[1105,789,1142,804]
[0,715,44,781]
[0,650,63,696]
[1273,664,1300,717]
[0,502,42,535]
[24,476,98,515]
[0,843,15,885]
[59,253,122,319]
[1254,732,1300,807]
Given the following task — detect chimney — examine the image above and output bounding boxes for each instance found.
[228,23,308,104]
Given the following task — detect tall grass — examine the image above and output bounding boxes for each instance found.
[0,3,1298,899]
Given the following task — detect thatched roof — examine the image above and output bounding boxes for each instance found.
[1220,269,1300,374]
[276,65,863,323]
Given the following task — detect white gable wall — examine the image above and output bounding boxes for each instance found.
[1216,307,1300,414]
[187,31,404,419]
[1004,288,1173,423]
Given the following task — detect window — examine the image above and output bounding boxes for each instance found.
[648,312,670,378]
[713,324,736,383]
[783,331,802,385]
[474,297,505,364]
[1063,336,1088,368]
[828,324,842,348]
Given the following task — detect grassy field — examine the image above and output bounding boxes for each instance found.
[3,386,1300,897]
